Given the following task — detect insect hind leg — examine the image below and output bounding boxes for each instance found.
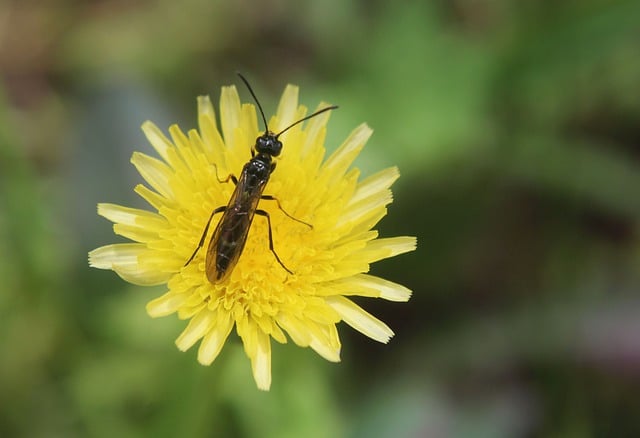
[184,206,226,267]
[260,195,313,228]
[255,209,294,275]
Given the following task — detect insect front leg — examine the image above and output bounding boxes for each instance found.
[184,206,226,266]
[260,195,313,229]
[255,209,294,275]
[212,163,238,185]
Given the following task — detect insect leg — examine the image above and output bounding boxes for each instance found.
[255,209,294,275]
[212,163,238,185]
[260,195,313,229]
[184,206,226,267]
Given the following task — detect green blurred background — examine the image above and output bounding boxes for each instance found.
[1,0,639,437]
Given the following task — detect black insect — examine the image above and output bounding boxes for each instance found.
[184,73,338,284]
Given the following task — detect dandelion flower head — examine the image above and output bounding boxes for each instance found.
[89,80,417,390]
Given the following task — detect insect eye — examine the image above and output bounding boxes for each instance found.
[255,136,268,152]
[271,140,283,156]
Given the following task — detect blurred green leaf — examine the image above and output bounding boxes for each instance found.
[501,134,640,217]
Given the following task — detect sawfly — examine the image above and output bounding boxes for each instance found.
[185,73,338,283]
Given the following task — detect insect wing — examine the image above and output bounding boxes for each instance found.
[205,168,263,283]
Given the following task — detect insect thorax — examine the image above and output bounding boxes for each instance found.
[243,156,272,189]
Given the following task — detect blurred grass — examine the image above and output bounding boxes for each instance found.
[1,0,639,436]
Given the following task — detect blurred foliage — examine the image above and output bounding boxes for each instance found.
[1,0,639,436]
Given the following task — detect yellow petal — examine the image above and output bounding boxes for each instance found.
[133,184,171,210]
[274,84,299,132]
[198,311,234,365]
[326,296,394,343]
[320,273,411,302]
[197,95,227,165]
[309,324,341,362]
[301,102,333,156]
[220,85,242,148]
[130,152,174,199]
[276,314,311,347]
[336,188,392,229]
[97,203,166,228]
[366,236,418,260]
[89,244,169,284]
[141,121,172,162]
[349,166,400,205]
[321,123,372,182]
[353,274,412,302]
[88,243,143,269]
[175,309,217,351]
[251,330,272,391]
[146,291,188,317]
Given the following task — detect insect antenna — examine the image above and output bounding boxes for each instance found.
[237,72,338,137]
[237,72,269,131]
[276,105,339,139]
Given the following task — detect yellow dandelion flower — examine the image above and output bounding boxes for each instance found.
[89,79,417,390]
